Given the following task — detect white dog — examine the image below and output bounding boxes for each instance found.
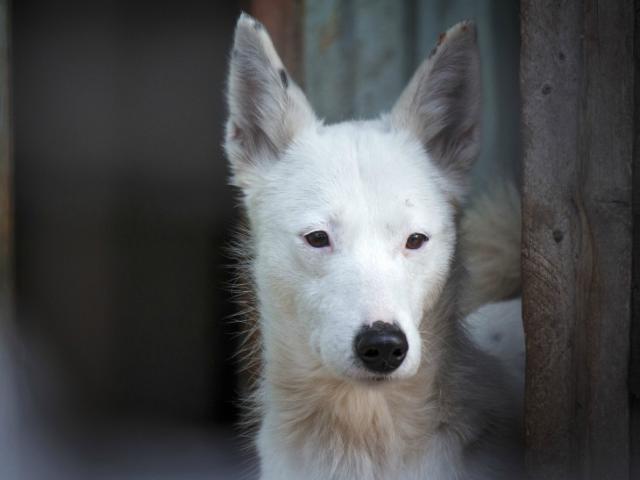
[224,13,523,480]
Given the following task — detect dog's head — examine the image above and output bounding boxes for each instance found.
[225,14,480,382]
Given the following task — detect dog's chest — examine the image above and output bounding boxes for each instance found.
[258,409,467,480]
[257,381,473,480]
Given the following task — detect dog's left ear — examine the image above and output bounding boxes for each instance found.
[391,21,480,202]
[225,13,316,193]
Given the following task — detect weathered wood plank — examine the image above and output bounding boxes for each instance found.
[521,0,634,479]
[631,1,640,477]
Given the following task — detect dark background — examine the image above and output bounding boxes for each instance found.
[12,0,243,428]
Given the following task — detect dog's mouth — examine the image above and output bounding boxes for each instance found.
[356,374,397,387]
[338,353,414,384]
[348,368,395,384]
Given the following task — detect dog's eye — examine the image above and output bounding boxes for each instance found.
[405,233,429,250]
[305,230,330,248]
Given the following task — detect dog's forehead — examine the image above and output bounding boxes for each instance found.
[285,122,439,200]
[255,121,451,234]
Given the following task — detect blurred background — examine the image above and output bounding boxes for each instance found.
[2,0,519,478]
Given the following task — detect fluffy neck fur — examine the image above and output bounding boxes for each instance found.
[254,257,499,477]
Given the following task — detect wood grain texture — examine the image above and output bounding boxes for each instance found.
[631,0,640,476]
[521,1,634,479]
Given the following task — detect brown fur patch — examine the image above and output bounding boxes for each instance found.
[460,182,521,315]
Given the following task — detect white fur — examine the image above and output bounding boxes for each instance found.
[225,14,523,480]
[466,298,525,400]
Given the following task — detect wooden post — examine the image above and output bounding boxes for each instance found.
[521,1,634,479]
[0,0,11,315]
[631,0,640,476]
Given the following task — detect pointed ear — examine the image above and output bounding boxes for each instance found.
[391,21,481,201]
[224,13,316,192]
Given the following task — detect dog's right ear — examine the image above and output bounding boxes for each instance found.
[225,13,316,193]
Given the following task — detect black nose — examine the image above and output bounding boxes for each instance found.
[354,321,408,374]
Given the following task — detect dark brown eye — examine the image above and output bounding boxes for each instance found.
[305,230,330,248]
[405,233,428,250]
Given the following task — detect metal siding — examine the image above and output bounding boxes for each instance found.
[303,0,520,190]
